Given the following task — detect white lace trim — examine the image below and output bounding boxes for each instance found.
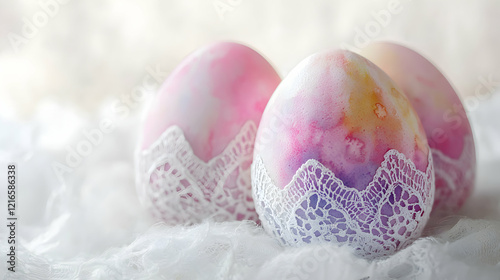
[251,149,434,259]
[432,136,476,212]
[136,121,259,224]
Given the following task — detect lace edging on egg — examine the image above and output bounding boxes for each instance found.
[432,136,475,212]
[251,149,435,259]
[136,121,259,224]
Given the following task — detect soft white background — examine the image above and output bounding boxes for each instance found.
[0,0,500,279]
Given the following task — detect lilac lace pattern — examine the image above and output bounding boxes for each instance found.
[136,121,259,224]
[252,150,434,258]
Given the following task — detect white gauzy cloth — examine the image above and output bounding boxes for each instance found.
[1,93,500,279]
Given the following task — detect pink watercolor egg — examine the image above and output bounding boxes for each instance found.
[136,42,280,224]
[252,49,434,258]
[361,42,476,213]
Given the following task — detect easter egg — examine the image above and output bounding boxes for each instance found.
[360,42,475,213]
[137,42,281,224]
[252,50,434,258]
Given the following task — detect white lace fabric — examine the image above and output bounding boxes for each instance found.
[252,149,435,259]
[432,136,476,212]
[136,121,259,224]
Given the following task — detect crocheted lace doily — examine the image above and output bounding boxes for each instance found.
[432,136,476,212]
[136,121,259,224]
[252,149,434,259]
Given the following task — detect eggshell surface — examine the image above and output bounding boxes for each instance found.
[252,50,434,258]
[255,50,429,190]
[137,42,281,224]
[141,42,280,160]
[361,42,476,212]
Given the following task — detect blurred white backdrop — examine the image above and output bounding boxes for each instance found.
[0,0,499,118]
[1,1,500,279]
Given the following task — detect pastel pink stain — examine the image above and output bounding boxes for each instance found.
[361,42,476,211]
[140,42,281,162]
[255,50,430,191]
